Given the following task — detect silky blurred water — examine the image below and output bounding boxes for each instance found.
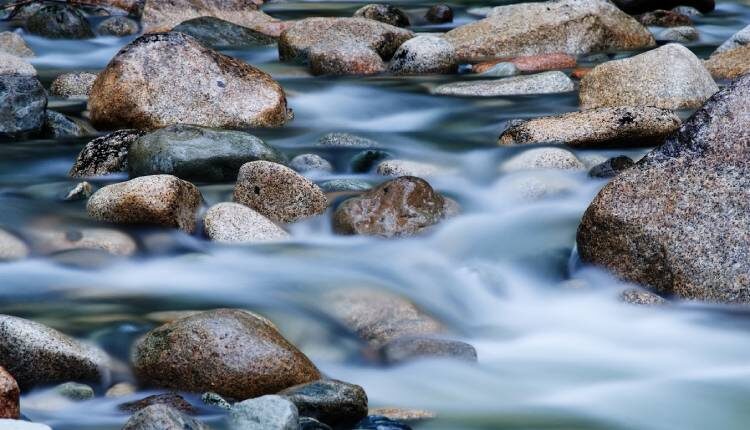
[2,1,750,429]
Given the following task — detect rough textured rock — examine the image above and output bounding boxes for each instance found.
[69,129,146,177]
[0,367,19,419]
[26,227,137,256]
[588,156,635,178]
[500,148,584,172]
[204,202,289,243]
[580,44,718,110]
[317,133,379,148]
[333,176,448,237]
[476,62,519,77]
[619,288,667,305]
[279,379,368,429]
[0,75,47,139]
[89,32,290,131]
[290,154,333,173]
[498,107,681,148]
[636,10,692,27]
[388,36,457,75]
[97,16,140,37]
[611,0,714,14]
[50,72,97,98]
[44,111,87,138]
[141,0,284,36]
[444,0,655,62]
[354,4,410,27]
[228,395,298,430]
[119,393,196,414]
[714,24,750,54]
[705,45,750,80]
[577,74,750,304]
[425,4,453,23]
[379,336,478,364]
[0,32,33,57]
[122,404,209,430]
[376,160,442,177]
[433,71,574,97]
[128,124,283,182]
[0,230,28,261]
[0,315,110,390]
[133,309,321,399]
[69,0,145,16]
[0,52,35,76]
[87,175,202,232]
[234,161,328,223]
[173,17,276,48]
[473,53,576,74]
[309,42,386,76]
[656,26,699,43]
[25,5,94,39]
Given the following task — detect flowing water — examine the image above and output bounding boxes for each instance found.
[2,1,750,429]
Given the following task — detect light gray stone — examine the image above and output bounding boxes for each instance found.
[388,36,457,75]
[433,72,574,97]
[228,395,298,430]
[203,202,289,243]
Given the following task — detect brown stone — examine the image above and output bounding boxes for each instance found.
[69,0,145,15]
[141,0,284,36]
[474,53,576,74]
[636,9,692,27]
[0,367,19,419]
[119,393,196,414]
[309,43,385,76]
[571,67,592,79]
[704,45,750,80]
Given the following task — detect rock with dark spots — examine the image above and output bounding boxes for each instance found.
[89,32,290,131]
[309,43,386,76]
[119,393,196,414]
[25,5,94,39]
[0,367,19,419]
[69,129,145,177]
[70,0,145,16]
[279,379,368,428]
[588,156,635,178]
[128,124,284,182]
[656,26,699,43]
[96,16,139,37]
[0,315,111,390]
[234,161,328,223]
[201,392,231,410]
[577,74,750,304]
[376,160,443,177]
[203,202,289,243]
[611,0,714,14]
[355,416,412,430]
[133,309,320,399]
[389,36,457,75]
[425,4,453,23]
[498,107,681,148]
[318,133,379,148]
[444,0,654,62]
[44,111,86,138]
[354,4,410,28]
[228,395,298,430]
[0,229,29,261]
[141,0,283,36]
[0,75,46,139]
[580,44,718,110]
[87,175,202,232]
[350,149,391,173]
[501,148,584,172]
[122,404,210,430]
[379,336,478,364]
[705,45,750,80]
[173,17,276,48]
[333,176,448,237]
[0,32,33,57]
[300,417,333,430]
[25,227,137,256]
[433,71,574,97]
[0,52,36,76]
[620,288,668,305]
[290,154,333,173]
[54,382,94,401]
[50,72,98,98]
[636,10,692,27]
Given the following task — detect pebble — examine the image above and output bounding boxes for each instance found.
[353,4,410,27]
[425,4,453,23]
[318,179,372,193]
[122,404,210,430]
[309,42,386,76]
[588,156,635,178]
[53,382,94,401]
[279,379,368,428]
[433,71,575,97]
[368,408,436,423]
[173,16,276,49]
[96,16,139,37]
[474,53,577,74]
[636,9,693,27]
[500,148,585,172]
[0,368,19,419]
[0,32,33,57]
[203,202,289,243]
[68,129,146,177]
[290,154,333,173]
[25,5,94,39]
[105,382,136,397]
[388,36,457,75]
[201,392,231,410]
[0,230,29,261]
[228,395,298,430]
[49,72,98,98]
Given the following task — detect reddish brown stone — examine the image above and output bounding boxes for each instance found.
[571,67,592,79]
[473,53,576,74]
[0,367,19,419]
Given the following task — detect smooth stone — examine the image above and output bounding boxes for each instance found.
[0,368,19,419]
[368,408,435,423]
[133,309,321,399]
[317,133,379,148]
[68,129,146,177]
[444,0,654,62]
[173,16,276,48]
[96,16,139,37]
[49,72,97,98]
[0,420,52,430]
[705,45,750,80]
[500,148,585,172]
[25,228,137,256]
[234,161,328,224]
[0,75,46,139]
[498,107,682,148]
[636,10,692,27]
[620,288,668,305]
[350,149,391,173]
[201,392,231,410]
[299,417,333,430]
[0,53,34,76]
[379,336,477,364]
[309,42,386,76]
[105,382,136,397]
[0,32,33,57]
[279,379,368,428]
[203,202,289,243]
[53,382,94,401]
[388,36,457,75]
[119,393,196,414]
[354,416,412,430]
[0,315,111,390]
[477,62,518,77]
[121,404,210,430]
[318,179,372,193]
[140,0,283,36]
[611,0,714,14]
[474,53,577,74]
[376,160,442,177]
[128,124,284,182]
[354,4,409,27]
[64,181,94,201]
[290,154,333,173]
[0,230,28,261]
[89,32,290,130]
[228,395,298,430]
[579,43,718,110]
[25,5,94,39]
[656,26,699,42]
[432,71,575,97]
[714,24,750,54]
[86,175,202,233]
[43,111,86,138]
[588,156,635,178]
[425,4,453,23]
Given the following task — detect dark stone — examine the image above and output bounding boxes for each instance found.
[68,129,146,177]
[379,336,478,364]
[0,75,46,140]
[173,16,276,48]
[97,16,139,37]
[588,156,635,178]
[354,416,412,430]
[636,9,692,27]
[279,379,368,429]
[119,393,196,414]
[44,111,86,138]
[611,0,714,14]
[300,417,333,430]
[354,4,410,27]
[25,5,94,39]
[350,149,391,173]
[425,4,453,23]
[121,404,210,430]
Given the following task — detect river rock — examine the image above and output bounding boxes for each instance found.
[50,72,97,98]
[173,17,276,48]
[290,154,333,173]
[611,0,714,14]
[318,133,379,148]
[203,202,289,243]
[0,75,46,139]
[368,408,435,423]
[354,4,409,28]
[714,24,750,54]
[44,111,86,138]
[636,10,692,27]
[379,336,478,364]
[499,107,681,148]
[579,43,718,110]
[473,53,577,74]
[133,309,320,399]
[86,175,202,232]
[0,367,19,419]
[588,156,635,178]
[388,36,457,75]
[501,148,584,172]
[122,404,210,430]
[577,73,750,304]
[433,71,574,97]
[89,32,290,130]
[0,315,110,390]
[69,0,145,15]
[0,52,35,77]
[26,227,136,256]
[309,42,386,76]
[705,45,750,80]
[477,62,519,77]
[300,417,333,430]
[620,288,667,305]
[54,382,94,401]
[425,4,453,23]
[279,379,368,428]
[234,161,328,223]
[376,160,442,177]
[128,124,284,182]
[656,26,699,42]
[0,230,28,261]
[355,415,412,430]
[96,16,139,37]
[141,0,284,36]
[120,393,196,413]
[25,5,94,39]
[0,32,33,57]
[69,129,145,177]
[228,395,298,430]
[444,0,654,62]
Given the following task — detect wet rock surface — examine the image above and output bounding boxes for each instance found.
[620,288,668,305]
[433,71,575,97]
[141,0,283,36]
[0,75,46,139]
[228,395,298,430]
[588,156,635,178]
[0,32,34,57]
[25,5,94,39]
[354,4,410,27]
[122,404,210,430]
[379,336,478,363]
[96,16,139,37]
[203,202,289,243]
[119,393,196,414]
[705,44,750,80]
[69,129,146,177]
[173,16,276,48]
[279,379,368,428]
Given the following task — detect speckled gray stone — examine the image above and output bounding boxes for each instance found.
[25,227,137,256]
[619,288,667,305]
[444,0,655,62]
[478,62,518,77]
[228,395,298,430]
[96,16,139,37]
[353,4,409,27]
[0,315,111,391]
[388,36,457,75]
[0,75,46,138]
[376,160,443,177]
[715,24,750,54]
[309,42,386,76]
[580,44,718,110]
[317,133,379,148]
[499,107,681,148]
[500,148,584,172]
[69,129,146,177]
[0,32,33,57]
[122,404,210,430]
[203,202,289,243]
[279,379,368,428]
[234,161,328,223]
[656,26,699,42]
[87,175,202,233]
[290,154,333,173]
[433,71,575,97]
[50,72,98,98]
[44,111,86,138]
[577,73,750,304]
[379,336,478,364]
[140,0,282,35]
[0,52,35,76]
[0,230,28,261]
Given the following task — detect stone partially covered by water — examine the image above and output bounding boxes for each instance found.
[25,5,94,39]
[0,32,34,57]
[122,404,210,430]
[279,379,368,428]
[0,367,19,419]
[203,202,289,243]
[433,72,575,97]
[388,36,457,75]
[173,16,276,48]
[140,0,283,36]
[228,395,298,430]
